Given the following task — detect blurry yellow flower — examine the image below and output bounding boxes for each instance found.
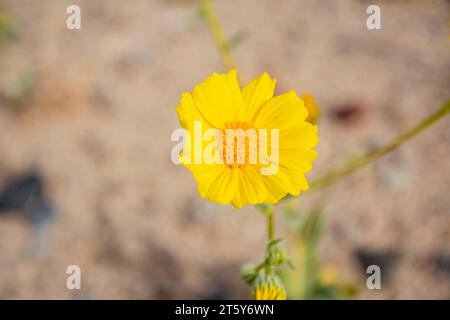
[176,70,318,208]
[317,266,339,286]
[300,93,320,123]
[253,277,287,300]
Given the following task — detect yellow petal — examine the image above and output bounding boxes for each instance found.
[279,150,317,193]
[253,92,318,199]
[261,169,296,204]
[241,72,276,122]
[193,165,239,205]
[191,70,243,128]
[231,167,268,208]
[253,91,308,130]
[176,92,212,131]
[279,122,318,150]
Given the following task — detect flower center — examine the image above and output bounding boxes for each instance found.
[221,121,260,169]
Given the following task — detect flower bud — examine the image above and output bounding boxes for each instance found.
[301,93,320,123]
[267,241,290,266]
[253,276,287,300]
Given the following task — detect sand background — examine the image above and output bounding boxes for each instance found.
[0,0,448,299]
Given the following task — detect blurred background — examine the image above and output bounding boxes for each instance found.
[0,0,448,299]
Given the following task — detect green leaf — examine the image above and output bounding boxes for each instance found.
[240,263,263,286]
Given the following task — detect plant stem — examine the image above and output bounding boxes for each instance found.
[200,0,237,71]
[267,209,275,241]
[264,207,275,275]
[310,98,450,190]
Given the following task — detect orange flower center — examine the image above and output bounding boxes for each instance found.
[221,121,260,169]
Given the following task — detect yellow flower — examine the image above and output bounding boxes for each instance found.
[317,266,339,286]
[176,70,318,208]
[300,93,320,123]
[253,277,287,300]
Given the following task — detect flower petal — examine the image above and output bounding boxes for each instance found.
[253,91,308,130]
[176,92,212,131]
[231,167,268,208]
[191,69,243,128]
[191,164,238,205]
[241,72,276,122]
[261,168,296,204]
[253,92,318,199]
[279,122,318,150]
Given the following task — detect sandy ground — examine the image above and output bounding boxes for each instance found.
[0,0,448,299]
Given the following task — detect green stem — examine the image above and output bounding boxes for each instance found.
[267,209,275,241]
[200,0,236,71]
[282,98,450,206]
[264,207,275,275]
[310,99,449,190]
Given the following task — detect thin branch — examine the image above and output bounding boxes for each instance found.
[309,98,450,190]
[200,0,237,71]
